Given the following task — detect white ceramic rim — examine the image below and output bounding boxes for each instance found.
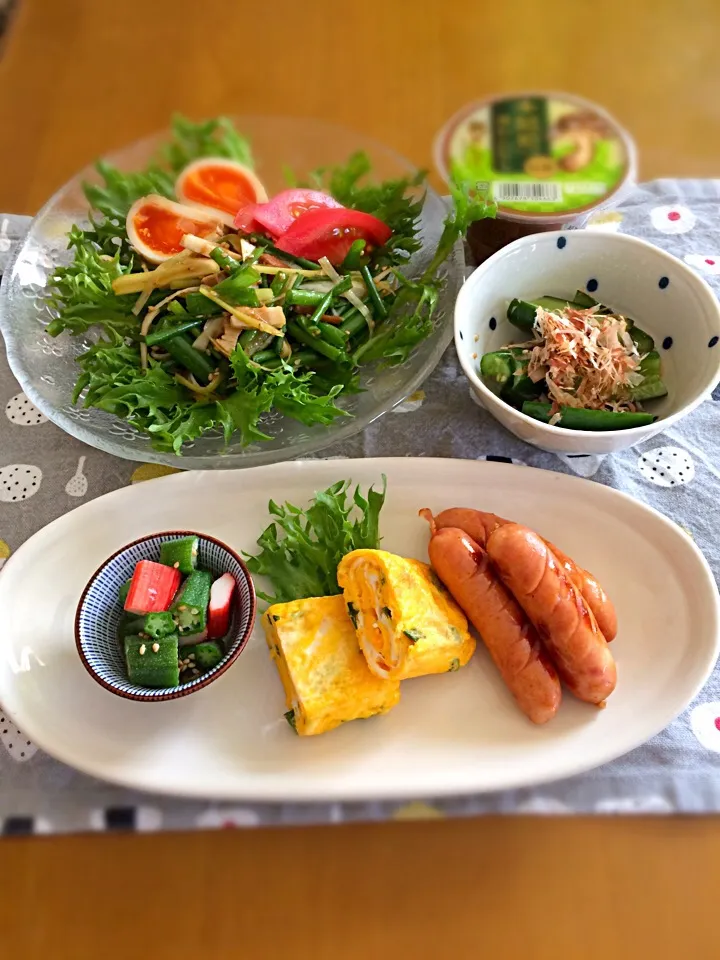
[454,230,720,441]
[0,458,718,800]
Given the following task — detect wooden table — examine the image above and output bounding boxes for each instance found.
[1,1,720,956]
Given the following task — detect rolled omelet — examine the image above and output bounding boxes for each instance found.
[262,594,401,737]
[337,549,475,680]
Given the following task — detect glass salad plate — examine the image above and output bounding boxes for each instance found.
[0,117,464,469]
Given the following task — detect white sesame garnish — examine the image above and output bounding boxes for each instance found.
[139,644,146,656]
[152,642,160,653]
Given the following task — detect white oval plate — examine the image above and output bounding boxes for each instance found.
[0,458,717,801]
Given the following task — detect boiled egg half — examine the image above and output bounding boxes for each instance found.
[175,158,268,226]
[126,195,223,263]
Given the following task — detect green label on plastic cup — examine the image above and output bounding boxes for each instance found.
[438,94,632,219]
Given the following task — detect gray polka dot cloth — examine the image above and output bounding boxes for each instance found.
[0,181,719,835]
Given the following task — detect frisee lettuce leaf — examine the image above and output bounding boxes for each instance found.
[163,114,253,173]
[353,179,496,366]
[244,476,387,604]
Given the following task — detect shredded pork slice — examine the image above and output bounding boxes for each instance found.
[526,306,642,411]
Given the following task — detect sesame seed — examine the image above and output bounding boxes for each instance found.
[190,608,199,616]
[173,561,180,569]
[152,642,160,653]
[139,644,146,656]
[178,604,187,611]
[188,653,196,660]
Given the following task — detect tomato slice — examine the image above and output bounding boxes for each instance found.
[252,189,343,238]
[175,158,268,226]
[233,202,264,235]
[126,195,222,263]
[275,208,392,265]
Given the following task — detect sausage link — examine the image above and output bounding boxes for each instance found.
[426,525,561,724]
[544,541,618,642]
[433,508,617,642]
[486,523,616,704]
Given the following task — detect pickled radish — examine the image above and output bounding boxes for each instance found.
[175,158,268,226]
[126,195,223,263]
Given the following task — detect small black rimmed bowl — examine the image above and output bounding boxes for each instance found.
[75,531,256,702]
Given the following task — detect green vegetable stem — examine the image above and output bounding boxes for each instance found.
[522,402,655,431]
[164,334,216,385]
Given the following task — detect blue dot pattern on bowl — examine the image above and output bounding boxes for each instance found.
[709,336,719,349]
[659,276,669,289]
[77,534,254,699]
[586,278,598,292]
[489,317,497,330]
[662,336,673,350]
[556,237,567,249]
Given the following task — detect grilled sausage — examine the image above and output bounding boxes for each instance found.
[486,523,616,704]
[433,507,617,642]
[424,519,561,724]
[544,541,617,642]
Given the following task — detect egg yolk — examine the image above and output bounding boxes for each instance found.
[134,204,218,256]
[182,167,258,217]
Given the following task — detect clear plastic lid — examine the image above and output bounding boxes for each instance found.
[435,91,637,224]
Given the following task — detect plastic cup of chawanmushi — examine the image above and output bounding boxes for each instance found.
[434,91,638,265]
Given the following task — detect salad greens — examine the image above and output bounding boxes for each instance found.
[245,477,387,604]
[47,115,495,453]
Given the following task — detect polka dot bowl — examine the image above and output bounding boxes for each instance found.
[455,230,720,455]
[75,532,256,703]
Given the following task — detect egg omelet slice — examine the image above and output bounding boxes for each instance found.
[262,594,401,737]
[337,549,475,681]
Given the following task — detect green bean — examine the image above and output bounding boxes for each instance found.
[285,288,326,307]
[360,265,388,319]
[340,310,368,338]
[522,402,655,431]
[145,319,202,347]
[287,321,344,362]
[251,349,277,365]
[308,276,353,326]
[270,271,288,297]
[164,334,216,384]
[210,247,237,272]
[341,239,368,271]
[297,315,347,350]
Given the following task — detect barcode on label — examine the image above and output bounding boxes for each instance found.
[493,182,563,203]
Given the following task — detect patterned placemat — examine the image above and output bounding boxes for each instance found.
[0,179,719,834]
